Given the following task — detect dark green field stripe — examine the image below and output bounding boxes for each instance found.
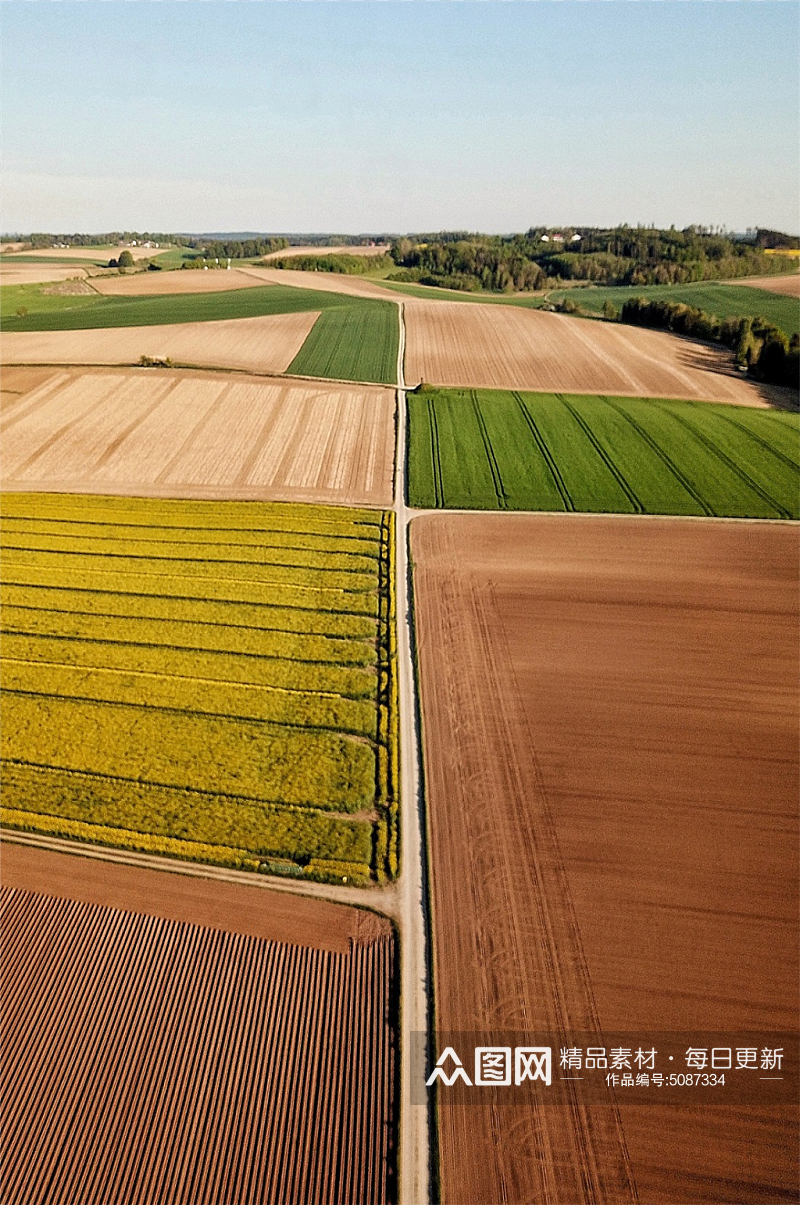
[656,407,790,519]
[428,396,445,508]
[554,395,644,513]
[470,391,508,509]
[711,410,800,476]
[512,393,574,510]
[601,397,715,515]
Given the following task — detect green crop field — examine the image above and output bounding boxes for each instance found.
[0,493,399,884]
[0,283,104,319]
[408,388,800,518]
[548,281,800,337]
[0,281,399,384]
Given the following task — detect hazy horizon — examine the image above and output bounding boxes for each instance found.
[2,1,798,235]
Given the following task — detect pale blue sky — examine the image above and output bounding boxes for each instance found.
[2,1,797,235]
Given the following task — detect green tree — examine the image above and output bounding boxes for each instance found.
[117,249,134,268]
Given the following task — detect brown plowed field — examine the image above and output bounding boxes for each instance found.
[1,367,395,505]
[412,513,798,1205]
[730,273,800,296]
[403,301,773,404]
[1,310,319,374]
[1,872,397,1205]
[90,268,274,296]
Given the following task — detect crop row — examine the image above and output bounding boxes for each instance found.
[2,563,380,616]
[0,492,383,537]
[1,762,372,868]
[3,692,375,811]
[289,303,400,386]
[1,517,382,558]
[1,585,377,640]
[2,548,378,594]
[0,531,379,574]
[1,602,376,665]
[408,388,799,518]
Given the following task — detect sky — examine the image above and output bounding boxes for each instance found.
[1,0,798,236]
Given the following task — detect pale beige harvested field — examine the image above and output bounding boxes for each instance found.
[244,265,399,301]
[90,268,272,296]
[263,244,390,259]
[730,273,800,296]
[404,301,776,405]
[4,245,169,262]
[0,264,91,286]
[1,310,319,374]
[413,513,798,1205]
[1,367,395,505]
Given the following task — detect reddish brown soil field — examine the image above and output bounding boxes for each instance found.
[403,301,774,404]
[1,850,397,1205]
[412,514,798,1205]
[1,366,395,506]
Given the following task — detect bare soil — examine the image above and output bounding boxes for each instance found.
[729,274,800,297]
[1,867,397,1204]
[263,244,390,259]
[403,301,778,405]
[0,265,91,286]
[1,366,395,506]
[90,268,273,296]
[1,310,320,374]
[411,513,798,1205]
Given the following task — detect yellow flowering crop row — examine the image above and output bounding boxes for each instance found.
[3,692,375,811]
[1,585,377,640]
[3,631,377,697]
[1,762,373,865]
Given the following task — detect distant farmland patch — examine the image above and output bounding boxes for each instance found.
[550,281,800,337]
[0,493,399,884]
[1,283,399,384]
[408,387,799,518]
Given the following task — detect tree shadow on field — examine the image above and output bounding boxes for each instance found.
[675,339,799,412]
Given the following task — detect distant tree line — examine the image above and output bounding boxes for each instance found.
[28,232,189,249]
[389,226,798,293]
[268,253,393,275]
[187,237,289,259]
[618,297,799,390]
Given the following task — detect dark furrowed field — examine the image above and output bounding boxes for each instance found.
[549,281,800,336]
[1,879,398,1205]
[408,388,800,518]
[0,492,399,884]
[0,284,399,385]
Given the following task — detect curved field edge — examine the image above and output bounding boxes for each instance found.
[407,388,800,518]
[0,493,399,885]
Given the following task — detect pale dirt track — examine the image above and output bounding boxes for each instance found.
[1,873,397,1205]
[729,273,800,297]
[411,513,798,1205]
[403,300,778,405]
[90,268,274,296]
[1,310,319,374]
[1,367,395,506]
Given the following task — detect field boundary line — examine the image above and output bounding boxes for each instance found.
[555,393,644,513]
[656,405,792,519]
[600,396,715,516]
[511,391,575,510]
[0,830,402,916]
